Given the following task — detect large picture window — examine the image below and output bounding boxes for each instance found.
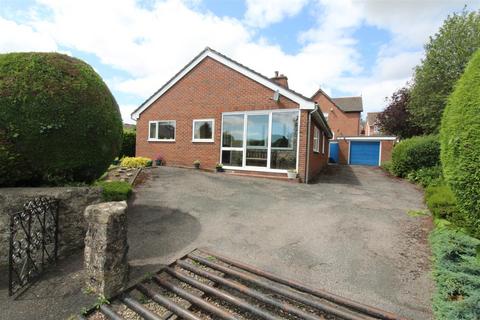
[149,120,176,141]
[193,119,214,142]
[221,110,299,171]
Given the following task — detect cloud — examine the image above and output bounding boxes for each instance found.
[1,0,479,124]
[244,0,309,28]
[0,17,57,52]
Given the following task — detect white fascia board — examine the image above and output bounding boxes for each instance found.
[131,50,315,120]
[341,136,397,141]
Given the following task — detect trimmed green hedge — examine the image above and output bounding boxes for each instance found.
[390,135,440,177]
[407,165,443,188]
[120,129,136,157]
[440,49,480,238]
[96,180,132,201]
[0,52,122,186]
[426,183,458,220]
[429,227,480,320]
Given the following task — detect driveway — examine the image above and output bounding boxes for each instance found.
[128,165,433,320]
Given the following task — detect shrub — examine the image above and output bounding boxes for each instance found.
[120,156,152,168]
[380,160,393,173]
[407,165,443,187]
[429,227,480,320]
[120,129,136,157]
[0,52,122,186]
[440,49,480,238]
[425,184,458,220]
[390,135,440,177]
[96,180,132,201]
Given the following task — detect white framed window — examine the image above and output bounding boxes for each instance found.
[322,133,325,154]
[313,126,320,153]
[192,119,214,142]
[148,120,176,141]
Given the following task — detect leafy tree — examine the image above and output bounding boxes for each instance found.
[377,87,422,138]
[409,10,480,133]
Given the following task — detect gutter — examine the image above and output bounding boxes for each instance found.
[305,105,319,184]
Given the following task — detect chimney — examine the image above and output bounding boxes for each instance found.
[271,71,289,88]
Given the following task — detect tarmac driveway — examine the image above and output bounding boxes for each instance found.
[128,165,433,320]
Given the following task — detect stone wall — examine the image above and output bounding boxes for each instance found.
[0,187,102,266]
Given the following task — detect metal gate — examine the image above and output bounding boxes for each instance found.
[8,197,59,296]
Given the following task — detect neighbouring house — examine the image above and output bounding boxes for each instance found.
[309,91,395,166]
[365,112,381,136]
[311,89,362,138]
[131,47,332,183]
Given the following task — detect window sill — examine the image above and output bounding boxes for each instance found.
[148,139,175,142]
[192,139,214,143]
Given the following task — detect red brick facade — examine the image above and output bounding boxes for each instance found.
[312,91,361,137]
[135,57,329,182]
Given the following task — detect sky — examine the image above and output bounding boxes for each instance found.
[1,0,479,124]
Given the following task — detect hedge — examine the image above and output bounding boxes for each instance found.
[120,156,152,168]
[429,227,480,320]
[0,52,123,186]
[425,183,458,220]
[96,180,132,201]
[440,49,480,238]
[120,129,136,157]
[390,135,440,177]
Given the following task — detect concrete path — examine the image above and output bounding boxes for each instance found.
[128,165,434,320]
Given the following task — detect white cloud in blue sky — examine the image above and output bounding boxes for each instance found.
[1,0,479,123]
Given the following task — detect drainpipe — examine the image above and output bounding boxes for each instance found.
[305,104,319,184]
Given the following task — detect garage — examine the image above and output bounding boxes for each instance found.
[349,141,381,166]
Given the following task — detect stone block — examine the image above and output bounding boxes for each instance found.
[84,201,128,297]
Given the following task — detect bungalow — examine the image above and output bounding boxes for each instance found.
[131,47,332,183]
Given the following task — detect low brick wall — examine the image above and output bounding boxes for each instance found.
[0,187,102,266]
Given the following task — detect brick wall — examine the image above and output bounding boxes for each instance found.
[307,121,329,180]
[136,57,306,173]
[312,91,361,137]
[380,140,395,163]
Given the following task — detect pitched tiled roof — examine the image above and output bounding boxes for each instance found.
[366,112,381,125]
[331,97,363,112]
[131,47,316,119]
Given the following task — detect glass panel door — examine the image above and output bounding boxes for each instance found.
[245,114,269,167]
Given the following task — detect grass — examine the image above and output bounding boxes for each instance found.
[95,180,132,201]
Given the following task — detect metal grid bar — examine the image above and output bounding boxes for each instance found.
[81,249,408,320]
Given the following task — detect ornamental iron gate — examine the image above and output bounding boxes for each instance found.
[8,197,59,296]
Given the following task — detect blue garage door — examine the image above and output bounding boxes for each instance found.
[350,141,380,166]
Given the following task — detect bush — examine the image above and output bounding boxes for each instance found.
[96,180,132,201]
[120,129,136,157]
[440,49,480,238]
[380,160,393,173]
[426,184,458,220]
[390,135,440,177]
[407,165,443,187]
[429,227,480,320]
[120,156,152,168]
[0,52,122,186]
